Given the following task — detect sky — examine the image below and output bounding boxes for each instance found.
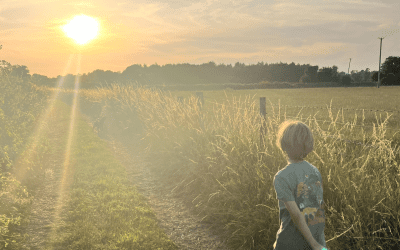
[0,0,399,78]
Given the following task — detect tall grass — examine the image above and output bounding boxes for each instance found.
[78,84,400,249]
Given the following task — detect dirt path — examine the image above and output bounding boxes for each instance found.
[22,166,62,249]
[21,104,230,249]
[102,131,230,250]
[21,107,70,250]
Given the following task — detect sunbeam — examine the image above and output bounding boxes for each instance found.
[49,53,82,245]
[13,54,75,182]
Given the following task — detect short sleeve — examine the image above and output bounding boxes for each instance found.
[274,176,295,202]
[318,171,323,188]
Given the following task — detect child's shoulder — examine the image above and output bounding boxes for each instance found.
[274,161,319,178]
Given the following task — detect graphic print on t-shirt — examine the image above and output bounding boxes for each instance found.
[296,173,325,226]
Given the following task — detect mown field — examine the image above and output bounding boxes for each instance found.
[64,84,399,250]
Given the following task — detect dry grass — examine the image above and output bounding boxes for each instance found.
[61,83,400,249]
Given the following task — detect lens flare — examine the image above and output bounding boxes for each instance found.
[49,54,82,244]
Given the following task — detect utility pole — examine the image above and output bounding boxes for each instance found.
[377,37,384,88]
[348,58,351,74]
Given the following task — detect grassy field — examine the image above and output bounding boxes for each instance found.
[37,84,400,249]
[166,86,400,132]
[76,84,399,250]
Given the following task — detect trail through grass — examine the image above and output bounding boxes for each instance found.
[27,100,177,249]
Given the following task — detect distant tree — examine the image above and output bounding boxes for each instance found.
[362,68,371,82]
[317,67,336,83]
[56,74,75,89]
[300,66,318,83]
[331,66,340,82]
[31,74,55,87]
[351,70,362,83]
[371,71,379,82]
[10,65,30,81]
[381,56,400,85]
[121,64,143,83]
[340,74,352,86]
[0,60,12,76]
[299,74,311,83]
[381,73,399,86]
[287,62,297,82]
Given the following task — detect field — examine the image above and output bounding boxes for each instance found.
[2,79,400,249]
[73,84,400,249]
[168,87,400,131]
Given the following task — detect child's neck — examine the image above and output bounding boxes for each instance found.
[288,159,304,164]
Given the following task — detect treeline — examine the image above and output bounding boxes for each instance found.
[2,57,400,89]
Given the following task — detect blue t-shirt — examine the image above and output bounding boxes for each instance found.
[273,161,326,250]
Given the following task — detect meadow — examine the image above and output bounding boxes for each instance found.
[69,83,399,249]
[2,78,400,249]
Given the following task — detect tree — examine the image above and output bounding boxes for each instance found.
[331,66,340,82]
[371,71,380,82]
[381,56,400,85]
[351,70,362,83]
[317,67,336,83]
[31,74,55,87]
[362,68,371,82]
[340,74,352,86]
[299,74,311,83]
[381,73,399,86]
[9,65,31,82]
[300,66,318,83]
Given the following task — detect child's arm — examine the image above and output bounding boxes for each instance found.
[283,200,324,250]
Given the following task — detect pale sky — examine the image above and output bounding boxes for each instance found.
[1,0,399,78]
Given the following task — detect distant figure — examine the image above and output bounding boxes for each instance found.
[273,120,328,250]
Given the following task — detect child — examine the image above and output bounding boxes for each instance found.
[273,120,328,250]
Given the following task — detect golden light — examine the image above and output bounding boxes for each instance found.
[63,15,99,45]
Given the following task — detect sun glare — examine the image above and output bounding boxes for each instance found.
[63,15,99,45]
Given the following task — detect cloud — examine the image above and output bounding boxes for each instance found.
[1,0,399,76]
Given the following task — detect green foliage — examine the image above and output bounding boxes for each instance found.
[108,85,400,249]
[340,75,352,86]
[371,71,379,82]
[381,73,400,86]
[299,74,311,83]
[0,62,50,249]
[49,61,375,88]
[381,56,400,85]
[0,65,49,172]
[0,172,31,249]
[52,103,177,249]
[317,67,339,83]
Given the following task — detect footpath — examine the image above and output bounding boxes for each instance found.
[21,99,229,249]
[21,100,176,249]
[102,129,229,250]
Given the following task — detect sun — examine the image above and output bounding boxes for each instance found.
[63,15,99,45]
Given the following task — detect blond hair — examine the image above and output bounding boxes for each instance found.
[276,120,314,161]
